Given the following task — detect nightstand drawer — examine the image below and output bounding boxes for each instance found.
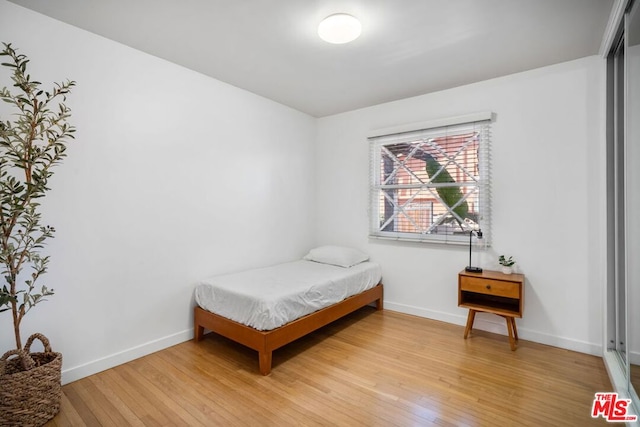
[459,276,520,298]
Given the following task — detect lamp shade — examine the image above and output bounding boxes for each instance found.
[318,14,362,44]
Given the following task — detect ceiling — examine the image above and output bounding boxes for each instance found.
[8,0,615,117]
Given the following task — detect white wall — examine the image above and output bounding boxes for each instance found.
[315,56,606,355]
[0,1,316,383]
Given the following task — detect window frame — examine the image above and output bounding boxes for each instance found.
[368,112,493,245]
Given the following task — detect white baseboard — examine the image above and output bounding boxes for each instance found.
[384,301,603,356]
[383,301,465,325]
[61,329,193,385]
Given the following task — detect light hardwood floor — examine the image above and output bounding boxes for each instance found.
[46,308,611,426]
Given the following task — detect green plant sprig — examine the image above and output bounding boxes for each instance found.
[498,255,515,267]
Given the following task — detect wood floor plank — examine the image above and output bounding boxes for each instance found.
[72,378,130,426]
[87,375,146,426]
[100,368,170,426]
[59,382,101,426]
[117,362,203,426]
[47,392,84,426]
[45,308,612,426]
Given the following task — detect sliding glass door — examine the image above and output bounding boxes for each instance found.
[627,0,640,400]
[607,30,626,368]
[606,0,640,412]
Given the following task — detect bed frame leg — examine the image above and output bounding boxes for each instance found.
[376,297,384,311]
[259,351,272,376]
[194,324,205,342]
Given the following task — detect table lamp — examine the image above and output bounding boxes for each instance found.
[465,228,483,273]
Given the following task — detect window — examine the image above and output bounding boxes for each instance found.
[368,113,492,244]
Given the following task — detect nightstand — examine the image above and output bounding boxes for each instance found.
[458,269,525,350]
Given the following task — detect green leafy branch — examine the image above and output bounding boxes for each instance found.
[0,42,75,350]
[424,155,469,225]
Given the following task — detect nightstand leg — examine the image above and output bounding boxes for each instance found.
[511,317,519,342]
[464,310,476,339]
[506,317,517,351]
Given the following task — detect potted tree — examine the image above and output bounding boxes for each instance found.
[0,42,75,426]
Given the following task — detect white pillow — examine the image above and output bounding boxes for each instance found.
[303,246,369,268]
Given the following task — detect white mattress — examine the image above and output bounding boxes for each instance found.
[194,260,382,331]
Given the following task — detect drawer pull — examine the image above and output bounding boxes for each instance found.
[486,285,491,290]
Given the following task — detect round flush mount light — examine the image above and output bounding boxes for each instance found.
[318,13,362,44]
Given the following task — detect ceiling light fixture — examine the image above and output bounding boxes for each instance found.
[318,13,362,44]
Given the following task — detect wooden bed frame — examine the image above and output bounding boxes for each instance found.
[194,283,383,375]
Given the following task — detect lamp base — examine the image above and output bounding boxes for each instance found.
[465,266,483,273]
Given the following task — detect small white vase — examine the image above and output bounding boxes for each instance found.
[501,266,513,275]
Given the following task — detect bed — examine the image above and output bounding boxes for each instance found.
[193,246,383,375]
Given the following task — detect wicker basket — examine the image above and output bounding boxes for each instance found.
[0,333,62,426]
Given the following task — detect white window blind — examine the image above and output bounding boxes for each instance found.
[368,113,492,244]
